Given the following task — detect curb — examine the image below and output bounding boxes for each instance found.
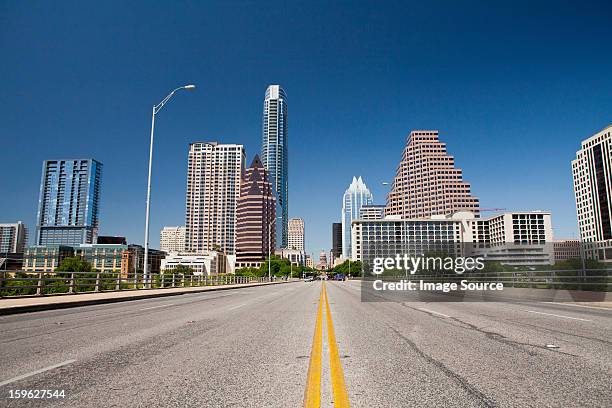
[0,281,293,316]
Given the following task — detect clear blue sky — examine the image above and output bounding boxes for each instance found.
[1,1,611,256]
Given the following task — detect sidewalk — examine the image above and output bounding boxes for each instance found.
[0,280,293,315]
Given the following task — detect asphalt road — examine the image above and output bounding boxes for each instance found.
[0,280,611,407]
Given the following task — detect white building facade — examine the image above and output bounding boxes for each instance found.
[352,211,554,268]
[287,218,305,251]
[160,252,227,276]
[572,125,612,262]
[160,226,186,253]
[275,248,306,266]
[0,221,28,254]
[185,142,245,255]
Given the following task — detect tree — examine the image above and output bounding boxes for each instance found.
[170,264,194,276]
[332,260,362,276]
[56,257,91,274]
[261,255,293,277]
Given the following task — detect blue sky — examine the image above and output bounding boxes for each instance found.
[1,0,611,257]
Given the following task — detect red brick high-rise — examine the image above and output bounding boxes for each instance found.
[235,155,276,268]
[386,130,479,218]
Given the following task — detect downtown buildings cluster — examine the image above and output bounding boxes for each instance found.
[2,85,310,276]
[327,126,612,273]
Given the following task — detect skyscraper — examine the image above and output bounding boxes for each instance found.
[342,176,373,259]
[288,218,305,251]
[235,155,276,268]
[572,125,612,261]
[331,222,342,258]
[386,130,479,218]
[36,159,102,246]
[185,142,245,255]
[0,221,27,254]
[160,226,186,253]
[261,85,288,248]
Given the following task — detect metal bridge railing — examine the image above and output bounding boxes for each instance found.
[0,271,275,298]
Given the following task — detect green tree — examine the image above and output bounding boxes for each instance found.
[56,257,92,274]
[171,264,194,276]
[332,260,362,276]
[261,255,292,277]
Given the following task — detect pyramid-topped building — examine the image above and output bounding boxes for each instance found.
[342,176,373,259]
[385,130,479,218]
[235,155,277,268]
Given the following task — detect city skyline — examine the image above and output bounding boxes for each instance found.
[1,2,611,254]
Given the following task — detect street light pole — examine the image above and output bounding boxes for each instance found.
[143,84,195,288]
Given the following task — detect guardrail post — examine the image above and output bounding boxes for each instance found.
[172,273,176,287]
[190,275,193,287]
[36,272,44,296]
[181,274,185,287]
[94,271,101,292]
[115,273,121,291]
[160,274,165,288]
[68,272,75,294]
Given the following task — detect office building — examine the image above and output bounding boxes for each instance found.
[35,159,102,246]
[276,248,306,266]
[359,205,385,220]
[74,243,127,273]
[306,255,314,269]
[352,211,554,268]
[261,85,289,248]
[386,130,479,218]
[160,226,186,253]
[554,240,582,263]
[185,142,245,255]
[23,243,164,275]
[96,236,127,245]
[331,222,342,258]
[288,218,305,251]
[23,245,75,272]
[121,245,165,277]
[342,176,373,259]
[572,125,612,262]
[160,251,227,276]
[0,221,28,254]
[235,155,276,268]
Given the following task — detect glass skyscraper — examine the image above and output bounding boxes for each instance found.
[342,176,373,259]
[261,85,289,248]
[36,159,102,246]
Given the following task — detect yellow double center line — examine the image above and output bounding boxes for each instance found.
[304,282,351,408]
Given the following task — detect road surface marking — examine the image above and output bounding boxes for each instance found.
[323,283,351,408]
[0,359,76,387]
[228,303,246,311]
[139,304,175,311]
[418,308,450,318]
[304,284,324,408]
[544,302,612,311]
[524,310,592,322]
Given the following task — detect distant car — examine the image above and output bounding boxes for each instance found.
[304,276,314,282]
[334,273,346,281]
